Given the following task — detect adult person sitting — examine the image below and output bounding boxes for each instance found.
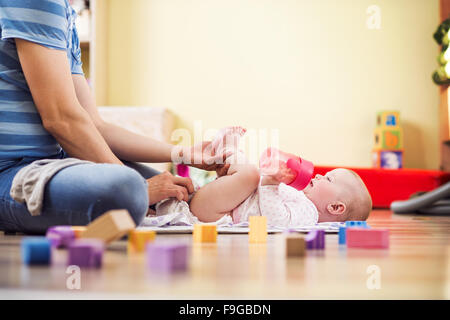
[0,0,228,234]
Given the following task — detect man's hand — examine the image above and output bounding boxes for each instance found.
[146,171,194,205]
[174,141,231,175]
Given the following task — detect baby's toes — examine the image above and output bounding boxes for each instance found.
[232,126,246,137]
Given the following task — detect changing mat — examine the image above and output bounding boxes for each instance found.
[139,211,343,234]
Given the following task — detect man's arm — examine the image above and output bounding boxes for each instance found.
[16,39,122,165]
[73,75,231,170]
[72,74,177,163]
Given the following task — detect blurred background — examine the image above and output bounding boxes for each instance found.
[72,0,442,170]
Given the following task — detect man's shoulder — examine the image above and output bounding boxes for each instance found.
[0,0,68,16]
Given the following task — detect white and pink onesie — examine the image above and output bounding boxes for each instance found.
[231,178,318,227]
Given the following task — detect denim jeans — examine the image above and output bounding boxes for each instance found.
[0,150,160,234]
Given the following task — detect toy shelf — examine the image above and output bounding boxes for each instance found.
[76,0,108,106]
[439,85,450,171]
[439,0,450,171]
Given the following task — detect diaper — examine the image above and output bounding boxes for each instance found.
[155,197,233,226]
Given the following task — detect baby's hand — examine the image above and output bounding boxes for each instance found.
[261,163,296,186]
[273,162,296,185]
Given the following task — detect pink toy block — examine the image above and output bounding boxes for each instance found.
[346,228,389,249]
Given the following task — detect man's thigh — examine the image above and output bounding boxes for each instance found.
[0,161,149,234]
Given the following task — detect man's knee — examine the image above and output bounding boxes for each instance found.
[93,166,149,225]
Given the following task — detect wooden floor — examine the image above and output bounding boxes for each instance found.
[0,210,449,299]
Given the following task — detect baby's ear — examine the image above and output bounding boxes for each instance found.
[326,201,346,216]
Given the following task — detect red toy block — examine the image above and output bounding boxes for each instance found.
[346,228,389,249]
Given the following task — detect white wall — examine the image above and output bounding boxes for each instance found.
[107,0,440,169]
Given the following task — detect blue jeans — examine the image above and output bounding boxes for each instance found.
[0,150,160,234]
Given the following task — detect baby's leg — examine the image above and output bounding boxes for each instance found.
[190,163,260,222]
[190,126,258,222]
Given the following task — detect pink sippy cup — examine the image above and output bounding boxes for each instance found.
[259,147,314,191]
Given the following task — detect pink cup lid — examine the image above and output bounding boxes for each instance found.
[286,157,314,190]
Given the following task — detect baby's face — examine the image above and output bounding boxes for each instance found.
[303,169,356,215]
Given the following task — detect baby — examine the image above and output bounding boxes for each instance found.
[172,127,372,227]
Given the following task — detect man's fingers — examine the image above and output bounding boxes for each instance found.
[172,176,194,194]
[165,187,187,202]
[216,164,230,177]
[174,185,189,202]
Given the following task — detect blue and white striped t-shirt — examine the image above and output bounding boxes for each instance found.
[0,0,83,168]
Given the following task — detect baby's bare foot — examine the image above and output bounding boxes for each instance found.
[212,126,247,154]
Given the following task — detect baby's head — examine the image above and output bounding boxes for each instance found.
[303,169,372,222]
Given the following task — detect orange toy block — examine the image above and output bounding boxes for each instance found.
[286,234,305,257]
[193,224,217,243]
[373,127,403,150]
[128,230,156,252]
[71,226,87,239]
[81,210,136,244]
[249,216,267,243]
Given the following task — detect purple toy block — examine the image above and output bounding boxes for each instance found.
[305,230,325,249]
[147,243,188,273]
[46,226,75,248]
[68,239,105,268]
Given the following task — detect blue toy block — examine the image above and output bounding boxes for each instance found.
[21,237,51,265]
[338,226,347,245]
[345,221,368,228]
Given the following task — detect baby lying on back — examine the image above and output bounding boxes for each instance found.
[162,127,372,227]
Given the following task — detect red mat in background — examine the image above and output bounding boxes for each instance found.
[313,166,450,208]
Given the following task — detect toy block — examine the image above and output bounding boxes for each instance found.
[193,224,217,243]
[305,230,325,249]
[249,216,267,243]
[286,234,305,257]
[345,221,369,228]
[80,210,136,244]
[346,228,389,249]
[21,237,51,265]
[340,222,368,244]
[372,150,403,169]
[68,239,105,268]
[147,243,188,273]
[71,226,87,239]
[376,111,400,128]
[46,226,75,248]
[338,226,347,245]
[128,230,156,253]
[374,127,403,150]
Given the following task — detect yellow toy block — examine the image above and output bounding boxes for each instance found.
[286,234,305,257]
[71,226,87,239]
[249,216,267,243]
[376,111,400,128]
[374,127,403,150]
[128,230,156,252]
[81,209,136,244]
[193,224,217,243]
